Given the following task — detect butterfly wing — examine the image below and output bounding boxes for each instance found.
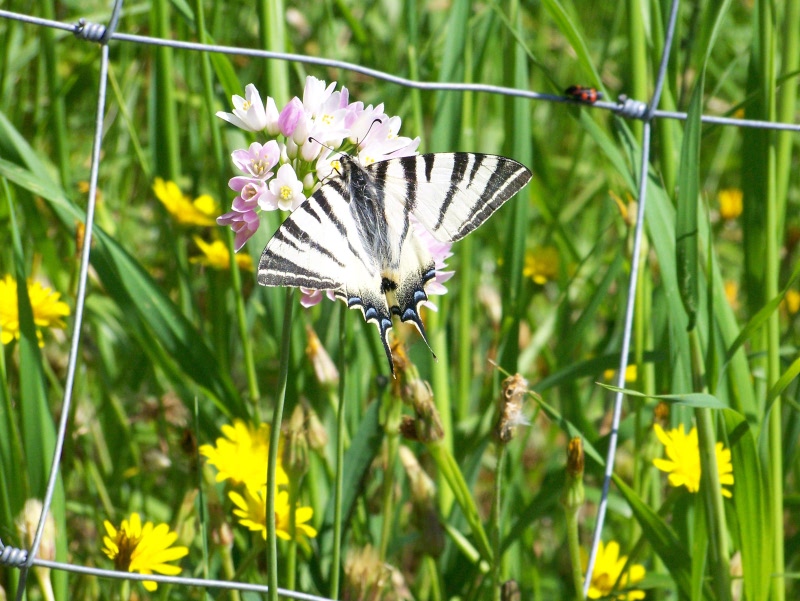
[370,153,532,243]
[258,170,400,370]
[258,152,532,374]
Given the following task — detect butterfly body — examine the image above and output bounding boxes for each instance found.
[258,152,532,373]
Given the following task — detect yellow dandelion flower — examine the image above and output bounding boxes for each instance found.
[190,236,254,271]
[229,486,317,541]
[718,188,743,221]
[582,540,646,600]
[152,177,219,227]
[523,246,559,285]
[653,424,734,498]
[199,420,288,490]
[784,289,800,315]
[0,275,70,346]
[102,512,188,592]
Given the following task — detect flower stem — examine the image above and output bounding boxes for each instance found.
[565,504,584,600]
[267,289,294,601]
[286,480,298,590]
[689,330,731,601]
[330,302,347,599]
[491,445,506,601]
[378,392,402,561]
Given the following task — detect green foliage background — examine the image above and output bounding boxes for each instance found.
[1,0,799,599]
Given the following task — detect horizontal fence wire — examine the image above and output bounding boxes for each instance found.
[1,7,800,132]
[0,2,798,601]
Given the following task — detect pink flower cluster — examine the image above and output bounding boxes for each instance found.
[217,77,454,307]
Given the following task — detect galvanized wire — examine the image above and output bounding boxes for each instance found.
[582,0,683,594]
[1,7,799,131]
[0,1,797,599]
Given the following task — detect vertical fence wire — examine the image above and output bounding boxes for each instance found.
[13,6,118,598]
[581,0,682,592]
[0,0,796,598]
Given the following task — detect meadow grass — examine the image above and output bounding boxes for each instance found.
[1,1,799,600]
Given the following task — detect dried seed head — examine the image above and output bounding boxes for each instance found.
[495,374,530,443]
[402,379,444,443]
[501,580,521,601]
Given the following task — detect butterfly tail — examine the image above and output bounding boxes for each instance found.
[346,294,397,376]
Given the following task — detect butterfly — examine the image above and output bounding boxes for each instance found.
[258,152,532,374]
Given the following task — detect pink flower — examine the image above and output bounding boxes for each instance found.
[217,209,260,251]
[265,164,306,211]
[279,97,306,138]
[347,103,387,144]
[302,76,337,116]
[231,141,280,179]
[228,177,267,212]
[410,214,453,305]
[300,287,336,307]
[265,96,281,136]
[216,84,268,132]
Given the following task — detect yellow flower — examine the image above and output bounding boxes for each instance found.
[190,236,254,271]
[523,246,559,285]
[153,177,218,226]
[229,486,317,541]
[653,424,734,498]
[102,512,188,592]
[724,280,739,311]
[718,188,743,220]
[785,289,800,315]
[603,364,637,383]
[582,540,646,600]
[609,190,637,226]
[0,275,70,346]
[199,420,288,490]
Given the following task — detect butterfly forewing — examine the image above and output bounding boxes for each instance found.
[257,151,532,374]
[374,153,532,243]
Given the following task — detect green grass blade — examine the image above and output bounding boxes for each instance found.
[613,475,693,598]
[598,385,727,409]
[723,409,771,601]
[675,75,704,331]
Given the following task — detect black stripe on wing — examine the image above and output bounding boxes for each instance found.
[455,158,531,239]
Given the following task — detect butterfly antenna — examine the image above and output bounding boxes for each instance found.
[355,118,385,150]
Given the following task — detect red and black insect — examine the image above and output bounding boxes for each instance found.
[564,85,603,103]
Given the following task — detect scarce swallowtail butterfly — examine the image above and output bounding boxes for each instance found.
[257,152,532,374]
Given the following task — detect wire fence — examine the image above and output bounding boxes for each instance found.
[0,0,797,599]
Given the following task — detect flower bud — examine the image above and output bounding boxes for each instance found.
[282,403,310,477]
[560,437,585,512]
[16,499,56,561]
[399,446,435,504]
[16,499,56,601]
[305,325,339,387]
[402,379,444,443]
[278,97,304,137]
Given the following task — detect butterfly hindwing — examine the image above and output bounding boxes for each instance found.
[258,152,532,374]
